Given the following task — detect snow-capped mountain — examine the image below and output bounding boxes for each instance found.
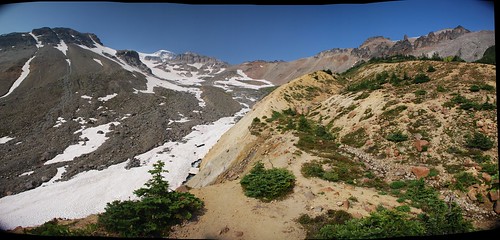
[0,27,274,230]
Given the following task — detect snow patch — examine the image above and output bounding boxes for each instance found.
[0,56,35,99]
[97,93,117,102]
[214,69,274,91]
[53,117,67,128]
[19,171,34,177]
[188,63,203,69]
[54,40,68,56]
[44,122,120,165]
[80,95,92,100]
[93,58,103,66]
[66,59,71,66]
[29,32,43,48]
[0,136,15,144]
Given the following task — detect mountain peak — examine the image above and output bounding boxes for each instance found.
[31,27,102,47]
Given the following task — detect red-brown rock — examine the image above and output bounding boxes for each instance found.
[413,139,429,152]
[343,200,350,210]
[489,190,499,202]
[494,201,500,214]
[482,172,492,182]
[411,166,430,179]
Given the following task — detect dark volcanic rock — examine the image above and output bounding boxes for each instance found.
[0,32,36,49]
[116,50,152,74]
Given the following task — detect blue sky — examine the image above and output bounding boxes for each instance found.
[0,1,494,64]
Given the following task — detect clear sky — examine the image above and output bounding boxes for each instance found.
[0,1,495,64]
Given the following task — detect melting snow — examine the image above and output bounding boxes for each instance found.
[0,106,249,229]
[0,136,15,144]
[53,117,67,128]
[93,58,103,66]
[54,40,68,56]
[98,93,117,102]
[66,59,71,66]
[188,63,203,69]
[29,32,43,48]
[214,69,274,90]
[19,171,34,177]
[44,122,120,165]
[80,95,92,100]
[0,56,35,99]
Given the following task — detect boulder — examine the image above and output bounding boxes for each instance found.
[413,139,429,152]
[489,190,499,202]
[467,188,477,201]
[482,172,492,182]
[494,201,500,215]
[411,166,430,179]
[342,200,350,210]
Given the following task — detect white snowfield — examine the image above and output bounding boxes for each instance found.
[0,56,35,99]
[0,107,249,230]
[0,136,15,144]
[54,40,68,56]
[214,69,274,91]
[44,122,120,165]
[93,58,103,66]
[29,32,44,48]
[97,93,117,102]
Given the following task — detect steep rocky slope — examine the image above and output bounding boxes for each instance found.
[180,59,498,238]
[0,27,273,206]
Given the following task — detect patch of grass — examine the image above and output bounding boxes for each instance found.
[413,73,431,84]
[428,168,439,177]
[386,131,409,142]
[298,210,352,239]
[414,89,427,96]
[381,105,407,121]
[436,85,447,92]
[390,181,407,189]
[480,162,498,176]
[341,128,368,148]
[465,132,495,150]
[453,172,480,192]
[240,162,295,202]
[469,85,480,92]
[354,91,371,100]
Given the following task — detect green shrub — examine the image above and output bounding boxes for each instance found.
[298,210,352,239]
[386,131,409,142]
[98,161,203,237]
[301,161,324,178]
[240,162,295,202]
[414,89,427,96]
[390,181,407,189]
[469,85,480,92]
[465,132,495,150]
[480,84,495,91]
[436,85,447,92]
[381,105,407,121]
[26,219,72,236]
[318,208,426,239]
[252,117,260,123]
[341,128,368,148]
[413,73,431,84]
[428,168,439,177]
[453,172,480,192]
[297,115,311,131]
[427,65,436,72]
[480,162,498,175]
[472,153,491,163]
